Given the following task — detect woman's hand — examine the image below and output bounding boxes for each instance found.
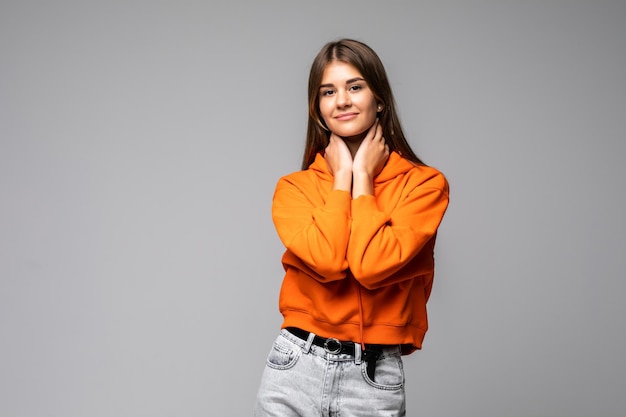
[324,133,353,192]
[352,120,389,179]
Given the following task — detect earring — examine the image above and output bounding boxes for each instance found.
[377,104,383,112]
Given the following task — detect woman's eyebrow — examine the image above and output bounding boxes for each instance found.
[319,77,365,89]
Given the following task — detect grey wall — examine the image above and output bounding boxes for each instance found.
[2,1,625,416]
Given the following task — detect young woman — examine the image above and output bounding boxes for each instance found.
[254,39,449,417]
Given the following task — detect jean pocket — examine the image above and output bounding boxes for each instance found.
[265,340,301,370]
[362,354,405,390]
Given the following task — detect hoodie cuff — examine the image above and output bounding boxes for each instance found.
[351,194,382,219]
[325,189,352,215]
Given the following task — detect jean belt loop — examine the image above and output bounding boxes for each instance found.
[354,342,362,365]
[303,331,316,353]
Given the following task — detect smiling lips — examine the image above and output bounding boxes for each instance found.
[335,112,359,121]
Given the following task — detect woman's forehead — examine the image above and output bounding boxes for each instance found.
[320,61,364,84]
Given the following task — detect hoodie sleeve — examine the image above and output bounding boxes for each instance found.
[347,169,449,289]
[272,175,351,281]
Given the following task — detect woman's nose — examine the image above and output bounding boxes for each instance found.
[336,89,351,108]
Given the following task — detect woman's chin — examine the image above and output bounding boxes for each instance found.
[330,120,376,142]
[332,128,368,142]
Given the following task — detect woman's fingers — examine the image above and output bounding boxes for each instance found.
[325,134,353,175]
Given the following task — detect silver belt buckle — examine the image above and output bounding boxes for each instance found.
[324,337,342,354]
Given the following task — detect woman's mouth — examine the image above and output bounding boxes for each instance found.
[335,112,358,121]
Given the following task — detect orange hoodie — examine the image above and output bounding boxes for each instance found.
[272,151,449,353]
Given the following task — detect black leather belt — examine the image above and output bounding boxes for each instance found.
[285,327,387,381]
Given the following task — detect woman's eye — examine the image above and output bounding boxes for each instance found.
[349,84,363,92]
[321,89,335,96]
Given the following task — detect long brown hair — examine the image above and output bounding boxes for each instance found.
[301,38,424,169]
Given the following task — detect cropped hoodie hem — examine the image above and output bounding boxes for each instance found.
[281,310,427,354]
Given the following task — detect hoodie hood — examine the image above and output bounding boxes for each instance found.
[309,151,415,183]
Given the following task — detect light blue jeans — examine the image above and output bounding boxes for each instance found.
[254,329,406,417]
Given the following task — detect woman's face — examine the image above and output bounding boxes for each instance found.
[318,61,379,139]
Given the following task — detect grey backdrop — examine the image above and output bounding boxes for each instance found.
[2,1,625,416]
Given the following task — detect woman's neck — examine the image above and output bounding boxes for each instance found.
[341,133,367,158]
